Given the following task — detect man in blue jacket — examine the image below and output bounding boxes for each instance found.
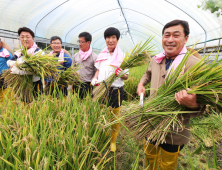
[48,36,72,95]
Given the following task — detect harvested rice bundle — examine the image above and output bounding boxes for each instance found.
[92,37,155,102]
[2,70,34,101]
[58,65,82,85]
[124,49,222,145]
[2,45,62,101]
[16,45,62,81]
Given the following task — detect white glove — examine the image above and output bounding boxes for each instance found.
[10,66,21,74]
[7,60,16,67]
[17,58,25,65]
[91,78,99,86]
[10,66,33,75]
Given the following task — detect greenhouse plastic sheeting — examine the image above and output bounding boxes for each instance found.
[0,0,221,52]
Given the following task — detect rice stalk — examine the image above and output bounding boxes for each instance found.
[123,46,222,145]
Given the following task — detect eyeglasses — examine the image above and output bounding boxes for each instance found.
[51,43,62,45]
[20,36,32,40]
[77,40,86,44]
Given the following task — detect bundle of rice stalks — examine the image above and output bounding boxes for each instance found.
[2,70,34,102]
[123,48,222,145]
[58,65,82,85]
[92,37,155,102]
[17,45,62,80]
[1,45,62,102]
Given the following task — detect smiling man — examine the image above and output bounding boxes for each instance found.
[7,27,43,97]
[92,27,129,152]
[48,36,72,96]
[137,20,205,169]
[72,32,97,98]
[50,36,72,70]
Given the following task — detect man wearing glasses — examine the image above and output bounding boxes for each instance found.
[48,36,72,95]
[72,32,97,98]
[7,27,43,96]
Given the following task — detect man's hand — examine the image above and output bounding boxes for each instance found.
[91,79,99,86]
[137,82,146,96]
[175,88,199,109]
[115,68,122,77]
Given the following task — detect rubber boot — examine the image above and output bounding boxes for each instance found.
[110,107,121,152]
[144,141,160,170]
[160,147,179,170]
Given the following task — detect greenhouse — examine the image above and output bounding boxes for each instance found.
[0,0,222,169]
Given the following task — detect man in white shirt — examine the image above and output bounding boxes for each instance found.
[92,27,129,152]
[7,27,43,99]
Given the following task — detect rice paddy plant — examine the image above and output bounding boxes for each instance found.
[0,90,112,169]
[124,65,150,101]
[58,65,82,85]
[92,37,155,103]
[191,110,222,147]
[123,47,222,145]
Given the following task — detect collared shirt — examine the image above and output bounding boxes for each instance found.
[95,52,129,88]
[0,47,13,74]
[72,52,97,83]
[165,58,174,70]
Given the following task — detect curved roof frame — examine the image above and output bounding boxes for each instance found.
[91,21,162,38]
[96,28,162,51]
[165,0,207,55]
[63,7,164,43]
[35,0,69,35]
[92,21,162,50]
[64,8,120,42]
[117,0,135,46]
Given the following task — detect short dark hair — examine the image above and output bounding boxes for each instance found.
[18,27,35,37]
[162,20,190,37]
[104,27,120,40]
[78,32,92,43]
[50,36,62,44]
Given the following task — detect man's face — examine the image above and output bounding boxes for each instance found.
[20,31,34,49]
[50,39,62,53]
[162,25,189,57]
[78,37,90,52]
[106,35,118,52]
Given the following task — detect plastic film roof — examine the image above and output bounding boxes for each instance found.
[0,0,222,53]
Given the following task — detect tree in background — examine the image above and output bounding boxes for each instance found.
[198,0,222,17]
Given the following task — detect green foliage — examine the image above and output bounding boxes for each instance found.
[124,65,150,101]
[0,92,111,169]
[198,0,222,17]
